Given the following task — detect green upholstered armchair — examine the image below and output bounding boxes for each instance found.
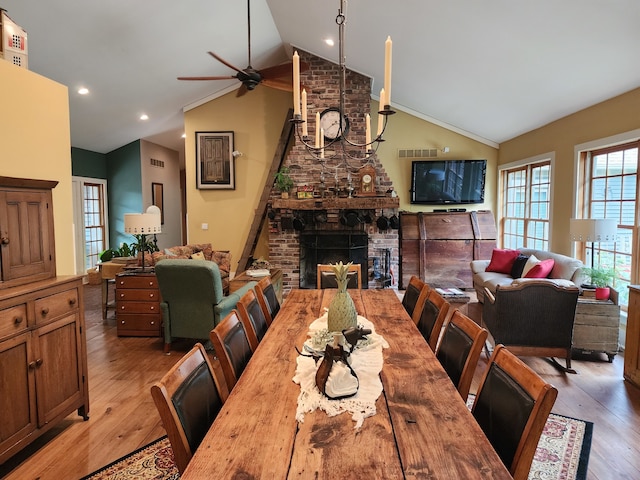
[155,259,256,353]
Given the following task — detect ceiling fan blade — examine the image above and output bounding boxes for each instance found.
[177,75,237,81]
[236,83,249,97]
[261,78,294,93]
[208,51,244,74]
[259,61,309,80]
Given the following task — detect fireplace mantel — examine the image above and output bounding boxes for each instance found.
[272,196,400,211]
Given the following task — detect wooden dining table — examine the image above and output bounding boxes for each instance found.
[182,288,512,479]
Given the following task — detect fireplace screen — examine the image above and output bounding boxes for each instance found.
[299,232,368,289]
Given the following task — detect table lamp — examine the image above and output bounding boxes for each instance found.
[124,205,162,272]
[569,218,617,285]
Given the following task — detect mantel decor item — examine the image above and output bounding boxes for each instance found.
[196,131,235,189]
[327,262,358,333]
[123,205,162,272]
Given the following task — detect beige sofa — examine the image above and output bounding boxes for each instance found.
[471,248,585,303]
[139,243,232,292]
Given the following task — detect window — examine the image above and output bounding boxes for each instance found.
[83,183,106,270]
[499,160,551,250]
[578,141,639,306]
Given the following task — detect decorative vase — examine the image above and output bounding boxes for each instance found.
[327,262,358,332]
[595,286,610,301]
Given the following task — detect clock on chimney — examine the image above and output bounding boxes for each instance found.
[358,165,377,196]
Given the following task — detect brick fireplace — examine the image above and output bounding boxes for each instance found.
[267,50,400,294]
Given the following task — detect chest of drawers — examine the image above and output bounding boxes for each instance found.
[115,272,162,336]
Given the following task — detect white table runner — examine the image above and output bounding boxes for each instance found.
[292,312,388,428]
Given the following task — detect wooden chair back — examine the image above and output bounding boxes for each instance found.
[209,310,253,390]
[471,344,558,480]
[435,309,488,400]
[236,289,269,351]
[413,289,450,351]
[255,276,280,325]
[403,275,427,318]
[150,343,228,474]
[317,263,362,289]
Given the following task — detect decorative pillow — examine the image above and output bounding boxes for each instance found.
[164,248,178,256]
[510,254,530,279]
[521,254,541,277]
[191,251,205,260]
[486,249,520,274]
[211,250,231,277]
[524,258,555,278]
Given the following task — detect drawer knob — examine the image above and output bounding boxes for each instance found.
[41,307,50,316]
[149,282,154,286]
[28,361,36,370]
[120,293,125,298]
[1,236,9,245]
[68,298,77,306]
[150,321,155,325]
[35,358,43,367]
[14,316,23,325]
[149,293,155,298]
[150,306,155,310]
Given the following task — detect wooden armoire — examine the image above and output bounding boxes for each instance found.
[0,176,89,464]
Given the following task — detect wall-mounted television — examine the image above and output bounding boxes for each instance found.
[410,159,487,205]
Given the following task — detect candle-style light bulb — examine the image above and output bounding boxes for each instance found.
[301,89,308,137]
[377,88,386,137]
[384,37,392,107]
[293,51,301,115]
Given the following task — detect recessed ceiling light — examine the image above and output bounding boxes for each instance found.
[140,114,149,121]
[325,38,335,47]
[78,87,89,95]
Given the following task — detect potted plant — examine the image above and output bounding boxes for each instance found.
[274,167,294,199]
[583,266,616,300]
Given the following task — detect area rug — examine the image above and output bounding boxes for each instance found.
[82,413,592,480]
[80,437,178,480]
[466,395,593,480]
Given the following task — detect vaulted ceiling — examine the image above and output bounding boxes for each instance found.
[3,0,639,154]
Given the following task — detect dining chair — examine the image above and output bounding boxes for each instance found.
[209,310,253,390]
[413,289,451,351]
[317,263,362,289]
[150,342,228,475]
[402,275,427,318]
[471,344,558,480]
[435,309,488,401]
[236,288,269,351]
[255,276,281,325]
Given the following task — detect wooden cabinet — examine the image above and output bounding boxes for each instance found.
[400,211,496,289]
[0,276,89,463]
[0,177,58,290]
[625,286,640,388]
[573,289,620,361]
[116,272,162,336]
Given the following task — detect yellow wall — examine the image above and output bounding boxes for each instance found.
[499,87,640,256]
[373,99,499,212]
[184,91,500,272]
[184,87,292,273]
[0,61,75,276]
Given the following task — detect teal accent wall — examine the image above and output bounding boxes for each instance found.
[107,140,142,249]
[71,147,108,178]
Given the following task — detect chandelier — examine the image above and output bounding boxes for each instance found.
[291,0,394,167]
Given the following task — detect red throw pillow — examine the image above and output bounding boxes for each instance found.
[524,258,555,278]
[486,249,520,274]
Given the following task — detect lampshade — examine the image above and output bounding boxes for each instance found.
[569,218,617,242]
[124,206,162,235]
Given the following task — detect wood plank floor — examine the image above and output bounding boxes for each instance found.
[1,284,639,479]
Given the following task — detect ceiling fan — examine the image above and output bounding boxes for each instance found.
[178,0,308,97]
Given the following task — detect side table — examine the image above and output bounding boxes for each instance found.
[115,270,162,337]
[99,261,126,320]
[230,268,283,304]
[434,288,471,315]
[573,288,620,362]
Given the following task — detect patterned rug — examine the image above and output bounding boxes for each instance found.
[82,412,592,480]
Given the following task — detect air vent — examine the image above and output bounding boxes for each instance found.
[398,148,438,159]
[150,158,165,168]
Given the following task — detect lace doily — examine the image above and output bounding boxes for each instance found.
[292,312,388,429]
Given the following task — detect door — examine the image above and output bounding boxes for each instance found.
[0,189,54,282]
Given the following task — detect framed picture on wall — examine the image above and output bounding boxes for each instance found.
[152,182,164,224]
[196,131,235,189]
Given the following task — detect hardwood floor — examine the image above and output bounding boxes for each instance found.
[1,284,640,479]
